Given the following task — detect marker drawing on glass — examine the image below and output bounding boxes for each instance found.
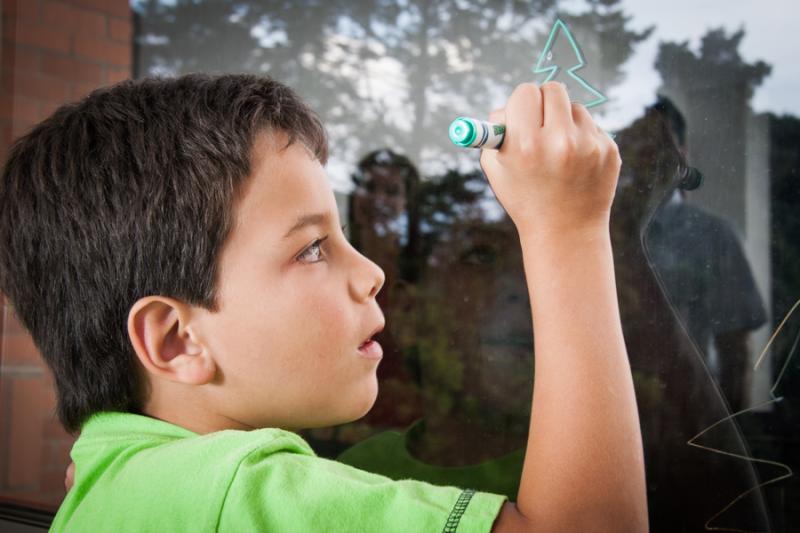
[449,18,612,150]
[532,18,607,108]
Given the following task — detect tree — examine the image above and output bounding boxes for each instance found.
[133,0,650,175]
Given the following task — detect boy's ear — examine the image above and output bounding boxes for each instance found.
[127,296,216,386]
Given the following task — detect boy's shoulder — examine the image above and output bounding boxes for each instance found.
[72,411,313,459]
[52,412,506,533]
[51,412,314,531]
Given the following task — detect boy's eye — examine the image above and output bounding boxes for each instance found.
[297,238,326,263]
[296,224,348,264]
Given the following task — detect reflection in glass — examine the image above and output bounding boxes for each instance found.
[614,97,768,531]
[93,1,800,530]
[339,162,530,500]
[645,96,768,415]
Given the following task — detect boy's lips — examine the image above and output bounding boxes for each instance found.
[358,322,385,359]
[357,339,383,359]
[359,322,385,347]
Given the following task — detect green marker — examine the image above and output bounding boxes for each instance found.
[449,117,505,150]
[449,115,616,150]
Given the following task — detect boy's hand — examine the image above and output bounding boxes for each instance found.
[479,81,621,238]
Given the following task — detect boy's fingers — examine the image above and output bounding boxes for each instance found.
[488,108,505,125]
[541,81,573,132]
[480,144,501,175]
[572,102,601,138]
[571,101,591,127]
[505,83,543,150]
[572,102,613,140]
[594,126,621,172]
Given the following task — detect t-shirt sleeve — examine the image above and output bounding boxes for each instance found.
[217,447,508,532]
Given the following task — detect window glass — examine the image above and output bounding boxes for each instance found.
[1,1,797,530]
[130,1,799,530]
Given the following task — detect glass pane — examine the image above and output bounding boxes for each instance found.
[27,0,786,530]
[137,0,800,531]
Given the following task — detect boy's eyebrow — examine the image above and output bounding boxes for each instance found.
[282,212,332,240]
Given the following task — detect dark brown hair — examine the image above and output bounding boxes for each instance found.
[0,73,328,432]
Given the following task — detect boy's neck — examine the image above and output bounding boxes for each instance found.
[143,397,253,435]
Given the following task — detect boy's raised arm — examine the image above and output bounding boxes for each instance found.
[482,82,648,533]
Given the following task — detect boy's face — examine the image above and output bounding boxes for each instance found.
[193,131,386,431]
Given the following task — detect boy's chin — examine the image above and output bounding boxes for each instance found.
[327,381,380,427]
[282,379,379,430]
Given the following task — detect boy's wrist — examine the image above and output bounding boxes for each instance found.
[516,221,611,251]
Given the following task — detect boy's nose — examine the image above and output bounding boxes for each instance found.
[350,249,385,302]
[366,259,385,300]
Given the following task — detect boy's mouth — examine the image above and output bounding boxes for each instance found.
[357,338,383,359]
[358,323,385,349]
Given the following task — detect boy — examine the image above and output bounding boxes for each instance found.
[0,74,647,531]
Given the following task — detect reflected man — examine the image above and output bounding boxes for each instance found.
[645,96,768,413]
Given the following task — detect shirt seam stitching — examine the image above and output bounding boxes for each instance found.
[441,488,477,533]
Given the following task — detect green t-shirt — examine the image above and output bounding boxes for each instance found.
[50,412,507,532]
[336,419,524,502]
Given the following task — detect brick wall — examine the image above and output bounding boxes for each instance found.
[0,0,132,509]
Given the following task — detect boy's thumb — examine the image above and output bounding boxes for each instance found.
[488,108,505,124]
[479,145,500,177]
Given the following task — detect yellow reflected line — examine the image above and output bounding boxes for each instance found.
[686,397,793,532]
[685,295,799,532]
[754,296,800,370]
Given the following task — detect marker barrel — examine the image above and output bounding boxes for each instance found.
[449,117,505,150]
